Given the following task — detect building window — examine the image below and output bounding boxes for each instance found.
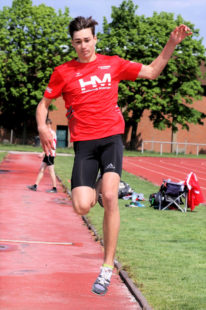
[56,126,68,148]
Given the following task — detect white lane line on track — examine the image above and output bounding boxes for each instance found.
[159,159,206,178]
[125,158,206,190]
[0,239,76,246]
[124,160,182,182]
[135,158,206,182]
[128,158,187,179]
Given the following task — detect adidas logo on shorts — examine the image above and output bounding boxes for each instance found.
[105,163,115,170]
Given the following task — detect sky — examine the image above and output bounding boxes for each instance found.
[0,0,205,47]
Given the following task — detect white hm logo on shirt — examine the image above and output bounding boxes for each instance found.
[79,73,111,93]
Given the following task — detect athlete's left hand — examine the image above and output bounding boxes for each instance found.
[38,125,54,156]
[170,24,192,45]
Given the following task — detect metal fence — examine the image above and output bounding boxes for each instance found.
[141,140,206,156]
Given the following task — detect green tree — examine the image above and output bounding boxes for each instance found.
[0,0,73,143]
[97,0,206,149]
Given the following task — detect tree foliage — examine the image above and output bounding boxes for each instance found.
[97,0,206,148]
[0,0,206,147]
[0,0,73,139]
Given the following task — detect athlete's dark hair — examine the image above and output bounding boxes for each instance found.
[69,16,98,38]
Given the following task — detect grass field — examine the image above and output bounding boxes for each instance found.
[1,146,206,309]
[1,142,206,158]
[0,143,74,154]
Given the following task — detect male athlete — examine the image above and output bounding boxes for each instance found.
[36,16,192,296]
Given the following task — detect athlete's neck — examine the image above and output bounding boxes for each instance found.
[77,54,97,63]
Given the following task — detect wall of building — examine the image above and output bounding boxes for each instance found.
[48,97,71,147]
[48,97,68,128]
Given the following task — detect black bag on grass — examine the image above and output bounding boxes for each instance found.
[149,192,164,209]
[118,180,133,198]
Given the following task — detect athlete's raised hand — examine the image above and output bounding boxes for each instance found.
[170,24,192,46]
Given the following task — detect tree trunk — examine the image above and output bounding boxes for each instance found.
[22,121,27,145]
[130,121,138,150]
[171,128,177,153]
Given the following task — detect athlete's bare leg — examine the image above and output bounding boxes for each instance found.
[48,164,57,188]
[101,172,120,267]
[72,172,120,267]
[72,186,97,215]
[35,162,47,186]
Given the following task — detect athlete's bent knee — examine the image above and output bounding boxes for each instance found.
[72,201,91,216]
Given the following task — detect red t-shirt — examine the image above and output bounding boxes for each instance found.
[44,54,142,142]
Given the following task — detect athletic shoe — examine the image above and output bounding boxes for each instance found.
[27,185,37,191]
[46,188,57,193]
[92,266,113,296]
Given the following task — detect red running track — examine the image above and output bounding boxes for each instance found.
[0,153,141,310]
[123,156,206,202]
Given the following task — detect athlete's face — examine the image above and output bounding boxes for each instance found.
[71,28,97,63]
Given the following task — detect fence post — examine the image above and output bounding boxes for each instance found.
[141,141,144,153]
[10,129,13,144]
[176,143,178,155]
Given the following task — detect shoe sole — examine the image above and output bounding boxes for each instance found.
[27,187,36,191]
[91,288,107,296]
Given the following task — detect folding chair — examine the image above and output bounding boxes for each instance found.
[158,179,188,212]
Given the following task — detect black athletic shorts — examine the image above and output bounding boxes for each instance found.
[43,155,55,166]
[71,134,123,190]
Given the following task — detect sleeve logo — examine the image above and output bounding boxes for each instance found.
[46,87,53,94]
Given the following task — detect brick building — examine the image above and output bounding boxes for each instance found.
[48,97,70,148]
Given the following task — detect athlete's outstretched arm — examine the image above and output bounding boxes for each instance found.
[36,96,53,156]
[138,24,192,80]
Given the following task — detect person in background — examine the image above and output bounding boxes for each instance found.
[28,118,57,193]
